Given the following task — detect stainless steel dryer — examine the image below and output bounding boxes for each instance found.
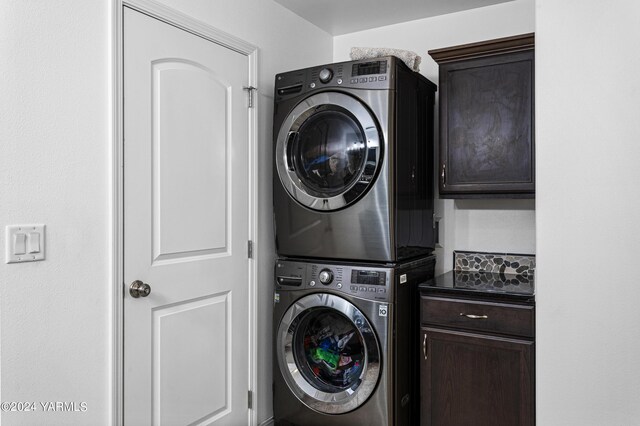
[273,57,437,262]
[273,256,435,426]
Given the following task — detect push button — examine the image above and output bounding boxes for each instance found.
[378,75,387,81]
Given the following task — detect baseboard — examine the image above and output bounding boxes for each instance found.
[259,417,274,426]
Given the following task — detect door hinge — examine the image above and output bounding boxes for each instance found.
[243,86,257,108]
[248,390,253,409]
[248,240,253,259]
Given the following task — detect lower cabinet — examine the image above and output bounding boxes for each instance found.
[420,296,535,426]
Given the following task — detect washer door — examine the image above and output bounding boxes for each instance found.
[275,92,383,211]
[276,293,381,414]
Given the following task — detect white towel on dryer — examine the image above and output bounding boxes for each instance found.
[350,47,422,72]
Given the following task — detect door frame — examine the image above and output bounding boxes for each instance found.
[110,1,259,424]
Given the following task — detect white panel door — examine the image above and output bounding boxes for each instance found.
[123,8,250,425]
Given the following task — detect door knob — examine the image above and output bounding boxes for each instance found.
[130,280,151,298]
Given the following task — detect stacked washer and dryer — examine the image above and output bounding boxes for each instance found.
[272,57,437,426]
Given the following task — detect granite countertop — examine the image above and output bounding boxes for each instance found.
[419,270,535,301]
[419,251,536,302]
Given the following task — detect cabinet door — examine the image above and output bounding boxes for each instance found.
[439,49,535,197]
[420,327,534,426]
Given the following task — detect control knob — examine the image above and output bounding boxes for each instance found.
[318,269,334,285]
[318,68,333,84]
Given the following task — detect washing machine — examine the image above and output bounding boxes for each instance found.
[273,57,437,263]
[273,256,435,426]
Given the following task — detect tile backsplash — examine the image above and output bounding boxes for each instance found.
[454,250,535,276]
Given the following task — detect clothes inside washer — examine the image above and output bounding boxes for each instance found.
[298,310,365,390]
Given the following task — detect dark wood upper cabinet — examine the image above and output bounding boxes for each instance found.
[429,34,535,198]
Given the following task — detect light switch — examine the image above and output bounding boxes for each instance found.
[14,233,26,254]
[27,232,40,253]
[6,225,45,263]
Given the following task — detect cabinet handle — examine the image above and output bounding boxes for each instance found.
[423,333,428,360]
[460,313,488,319]
[441,164,446,187]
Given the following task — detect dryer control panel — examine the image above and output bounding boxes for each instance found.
[274,57,397,102]
[275,260,391,302]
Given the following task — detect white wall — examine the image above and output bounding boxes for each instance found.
[0,2,111,425]
[333,0,536,274]
[536,1,640,424]
[0,1,331,425]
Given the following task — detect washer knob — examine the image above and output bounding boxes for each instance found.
[318,269,334,285]
[318,68,333,83]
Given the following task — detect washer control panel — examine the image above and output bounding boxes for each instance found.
[275,260,390,302]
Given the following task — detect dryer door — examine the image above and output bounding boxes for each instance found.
[276,293,382,414]
[275,92,383,211]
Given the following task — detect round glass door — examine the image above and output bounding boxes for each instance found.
[275,92,383,211]
[294,308,365,392]
[276,293,381,414]
[292,106,367,198]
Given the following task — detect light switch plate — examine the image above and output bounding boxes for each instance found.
[6,224,45,263]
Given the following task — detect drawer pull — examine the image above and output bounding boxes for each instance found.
[460,313,488,319]
[423,333,428,360]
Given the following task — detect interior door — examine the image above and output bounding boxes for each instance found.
[123,8,250,425]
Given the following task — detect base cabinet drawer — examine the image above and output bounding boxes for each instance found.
[421,296,534,338]
[420,327,534,426]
